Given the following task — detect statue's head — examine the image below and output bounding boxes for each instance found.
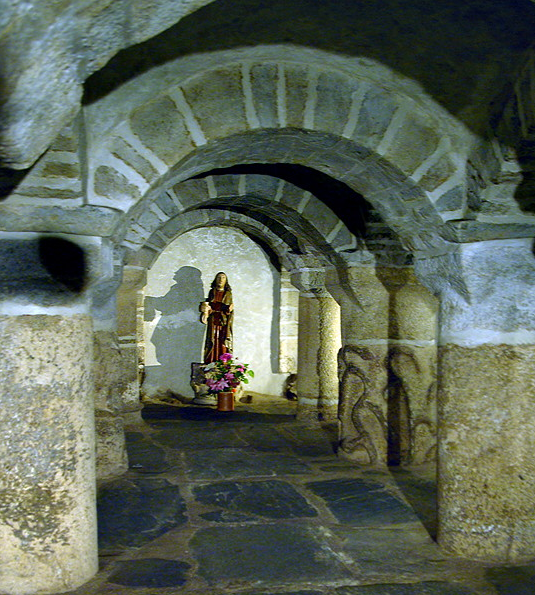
[212,271,231,291]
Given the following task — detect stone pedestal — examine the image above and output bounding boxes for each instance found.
[0,315,98,594]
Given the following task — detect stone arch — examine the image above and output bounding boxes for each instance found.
[123,207,324,274]
[119,173,406,268]
[85,49,474,250]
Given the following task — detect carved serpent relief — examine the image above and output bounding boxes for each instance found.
[338,344,436,465]
[338,345,387,465]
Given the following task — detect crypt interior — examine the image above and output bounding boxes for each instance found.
[3,0,535,594]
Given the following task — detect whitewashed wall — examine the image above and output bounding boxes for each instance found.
[142,227,287,398]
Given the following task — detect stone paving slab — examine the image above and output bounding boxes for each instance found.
[142,404,296,425]
[151,425,248,450]
[240,591,325,595]
[125,431,170,473]
[78,405,533,595]
[185,447,311,480]
[190,523,354,587]
[234,425,299,451]
[97,477,187,551]
[193,479,318,519]
[485,563,535,594]
[330,524,451,582]
[307,478,418,526]
[334,583,478,594]
[106,558,191,588]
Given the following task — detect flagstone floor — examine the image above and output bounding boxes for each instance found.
[66,397,535,595]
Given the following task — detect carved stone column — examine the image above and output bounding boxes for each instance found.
[0,235,99,594]
[377,267,438,465]
[416,239,535,562]
[327,266,389,465]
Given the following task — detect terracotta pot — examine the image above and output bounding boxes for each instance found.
[217,391,234,412]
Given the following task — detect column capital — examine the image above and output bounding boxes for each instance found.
[414,238,535,345]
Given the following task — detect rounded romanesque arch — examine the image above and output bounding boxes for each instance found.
[123,206,324,274]
[80,47,474,253]
[119,173,408,271]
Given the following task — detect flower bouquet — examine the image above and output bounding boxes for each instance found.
[204,353,254,395]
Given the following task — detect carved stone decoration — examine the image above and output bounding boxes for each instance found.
[388,345,437,466]
[337,345,388,465]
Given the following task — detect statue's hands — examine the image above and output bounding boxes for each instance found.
[228,303,234,313]
[200,301,211,324]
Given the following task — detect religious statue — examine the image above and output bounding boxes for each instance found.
[200,272,234,363]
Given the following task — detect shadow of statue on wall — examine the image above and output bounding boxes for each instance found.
[143,266,206,399]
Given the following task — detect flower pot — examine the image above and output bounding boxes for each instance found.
[217,391,234,412]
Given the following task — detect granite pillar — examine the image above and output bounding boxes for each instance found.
[416,239,535,561]
[317,296,341,422]
[0,234,102,594]
[0,315,98,594]
[117,266,146,425]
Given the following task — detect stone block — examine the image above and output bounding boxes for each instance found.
[110,137,159,184]
[284,64,309,128]
[383,114,440,176]
[182,67,247,139]
[353,87,398,149]
[93,164,141,208]
[314,71,356,136]
[418,155,457,192]
[95,413,128,480]
[250,62,279,128]
[434,185,465,212]
[302,196,339,238]
[155,192,181,218]
[438,343,535,561]
[130,95,195,166]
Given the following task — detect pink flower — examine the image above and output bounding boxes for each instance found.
[224,372,235,380]
[212,379,229,391]
[219,353,233,362]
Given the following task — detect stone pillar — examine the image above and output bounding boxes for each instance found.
[317,296,341,422]
[416,239,535,562]
[0,235,99,594]
[117,265,147,425]
[327,266,390,465]
[291,268,341,423]
[91,262,129,480]
[279,270,299,374]
[296,294,321,421]
[377,267,438,466]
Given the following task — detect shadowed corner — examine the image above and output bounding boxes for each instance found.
[38,236,88,294]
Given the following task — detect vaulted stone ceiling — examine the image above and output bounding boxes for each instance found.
[2,0,535,273]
